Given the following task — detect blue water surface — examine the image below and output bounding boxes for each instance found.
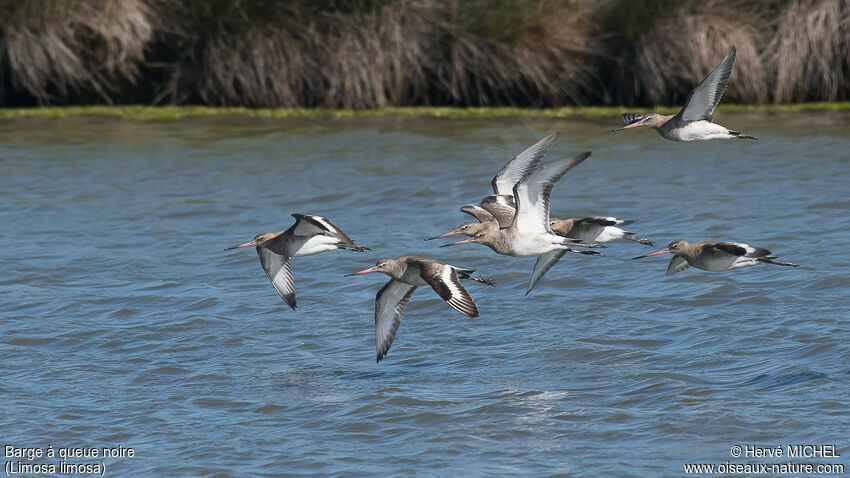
[1,112,848,476]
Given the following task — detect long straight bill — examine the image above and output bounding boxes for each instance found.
[225,240,257,251]
[632,248,670,260]
[344,266,379,277]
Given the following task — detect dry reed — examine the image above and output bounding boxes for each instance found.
[631,1,769,105]
[0,0,848,107]
[0,0,157,105]
[765,0,850,103]
[163,0,599,108]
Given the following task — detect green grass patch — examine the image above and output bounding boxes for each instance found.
[1,103,849,121]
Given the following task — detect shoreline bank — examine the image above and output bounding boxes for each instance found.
[2,103,849,121]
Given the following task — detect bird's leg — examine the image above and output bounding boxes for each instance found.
[623,235,655,246]
[758,258,799,267]
[467,275,496,286]
[339,243,371,253]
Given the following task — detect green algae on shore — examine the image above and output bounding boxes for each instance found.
[1,103,849,121]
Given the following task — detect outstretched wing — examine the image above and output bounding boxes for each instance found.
[491,133,559,195]
[418,262,479,318]
[526,250,566,294]
[374,280,417,363]
[679,47,736,122]
[710,242,749,257]
[257,248,296,309]
[665,256,691,276]
[291,213,356,244]
[460,204,496,224]
[511,152,591,235]
[479,195,516,228]
[578,216,632,227]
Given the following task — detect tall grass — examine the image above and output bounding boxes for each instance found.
[0,0,157,105]
[0,0,848,107]
[156,0,598,108]
[630,1,769,105]
[765,0,850,102]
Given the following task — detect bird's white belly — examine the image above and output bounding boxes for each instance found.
[593,226,626,243]
[697,255,756,271]
[729,256,760,269]
[678,121,733,141]
[291,235,339,257]
[510,234,561,257]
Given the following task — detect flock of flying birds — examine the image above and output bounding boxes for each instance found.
[226,47,798,363]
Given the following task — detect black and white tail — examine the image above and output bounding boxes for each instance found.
[565,248,604,256]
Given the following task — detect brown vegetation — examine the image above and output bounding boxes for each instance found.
[0,0,848,107]
[631,2,769,105]
[155,0,599,108]
[0,0,158,104]
[765,0,850,103]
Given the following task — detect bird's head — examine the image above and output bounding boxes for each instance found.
[225,232,277,251]
[614,113,669,131]
[345,259,399,278]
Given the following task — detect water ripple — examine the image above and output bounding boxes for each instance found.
[1,115,848,475]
